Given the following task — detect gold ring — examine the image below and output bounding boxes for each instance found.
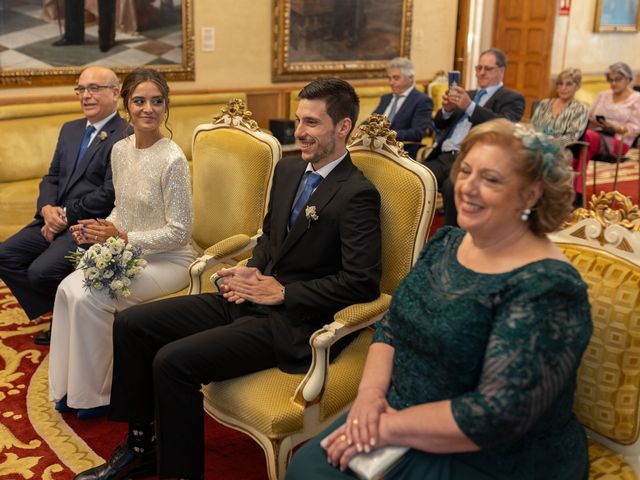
[340,434,347,442]
[352,419,359,425]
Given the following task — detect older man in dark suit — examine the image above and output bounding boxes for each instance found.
[0,66,127,345]
[423,48,525,225]
[371,57,433,159]
[73,78,382,480]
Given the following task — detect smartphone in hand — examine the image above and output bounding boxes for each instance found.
[448,71,461,90]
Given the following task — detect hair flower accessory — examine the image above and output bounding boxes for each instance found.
[305,205,319,229]
[66,237,146,298]
[513,123,561,171]
[99,131,108,141]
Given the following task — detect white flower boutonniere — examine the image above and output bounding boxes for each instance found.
[305,205,319,229]
[99,131,108,141]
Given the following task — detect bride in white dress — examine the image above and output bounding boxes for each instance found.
[49,68,196,418]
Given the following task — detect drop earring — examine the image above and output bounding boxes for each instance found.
[521,208,531,222]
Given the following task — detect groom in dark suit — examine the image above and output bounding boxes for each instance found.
[423,48,525,225]
[371,57,433,159]
[0,66,126,345]
[73,78,382,480]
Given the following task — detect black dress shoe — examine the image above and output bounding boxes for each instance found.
[52,37,84,47]
[73,444,156,480]
[34,328,51,346]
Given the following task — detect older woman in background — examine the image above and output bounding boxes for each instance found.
[531,67,588,204]
[585,62,640,163]
[286,119,592,480]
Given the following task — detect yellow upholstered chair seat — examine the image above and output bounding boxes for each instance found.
[201,115,437,480]
[551,192,640,478]
[589,439,637,480]
[0,178,40,243]
[203,329,373,438]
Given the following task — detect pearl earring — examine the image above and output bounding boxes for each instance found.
[521,208,531,222]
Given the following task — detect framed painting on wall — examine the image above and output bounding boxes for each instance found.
[0,0,194,88]
[594,0,640,32]
[272,0,413,82]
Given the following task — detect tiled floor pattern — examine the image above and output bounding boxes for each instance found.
[0,0,183,69]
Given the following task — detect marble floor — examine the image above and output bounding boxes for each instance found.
[0,0,183,69]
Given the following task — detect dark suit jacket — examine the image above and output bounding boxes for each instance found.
[372,88,434,158]
[36,113,128,226]
[430,86,525,157]
[247,154,382,372]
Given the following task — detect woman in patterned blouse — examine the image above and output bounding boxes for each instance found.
[531,68,588,205]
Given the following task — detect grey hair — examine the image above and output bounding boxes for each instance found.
[480,48,507,68]
[387,57,415,79]
[607,62,634,82]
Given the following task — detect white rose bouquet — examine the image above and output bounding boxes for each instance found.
[67,237,147,299]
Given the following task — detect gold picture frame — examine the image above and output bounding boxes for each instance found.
[272,0,413,82]
[0,0,194,88]
[594,0,640,32]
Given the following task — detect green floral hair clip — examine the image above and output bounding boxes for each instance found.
[513,123,561,172]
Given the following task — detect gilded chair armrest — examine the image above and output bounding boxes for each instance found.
[187,232,261,295]
[293,293,392,406]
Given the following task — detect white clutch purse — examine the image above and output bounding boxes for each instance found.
[321,433,408,480]
[347,445,409,479]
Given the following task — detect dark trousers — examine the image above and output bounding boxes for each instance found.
[0,222,76,320]
[64,0,116,50]
[422,150,459,226]
[441,178,458,227]
[109,293,281,478]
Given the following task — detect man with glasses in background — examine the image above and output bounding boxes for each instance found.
[0,66,127,345]
[422,48,525,226]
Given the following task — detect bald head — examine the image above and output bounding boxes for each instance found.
[76,67,120,123]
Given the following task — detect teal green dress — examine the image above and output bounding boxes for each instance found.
[286,227,592,479]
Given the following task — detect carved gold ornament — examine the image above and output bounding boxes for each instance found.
[350,114,410,159]
[213,98,259,131]
[565,191,640,233]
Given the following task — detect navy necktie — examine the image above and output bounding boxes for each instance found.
[74,125,96,171]
[387,95,403,123]
[289,172,323,227]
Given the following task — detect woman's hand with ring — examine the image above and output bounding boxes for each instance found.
[344,386,390,454]
[322,424,359,471]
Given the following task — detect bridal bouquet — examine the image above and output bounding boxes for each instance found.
[67,237,147,299]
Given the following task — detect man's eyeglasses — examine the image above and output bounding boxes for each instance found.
[74,84,115,95]
[475,65,499,73]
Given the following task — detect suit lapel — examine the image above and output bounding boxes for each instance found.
[63,114,123,195]
[274,155,354,264]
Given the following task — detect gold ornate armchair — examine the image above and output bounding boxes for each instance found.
[549,192,640,479]
[201,115,438,480]
[168,99,281,297]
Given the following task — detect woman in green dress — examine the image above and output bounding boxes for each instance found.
[286,119,592,479]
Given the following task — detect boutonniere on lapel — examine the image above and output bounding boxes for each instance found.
[98,131,108,141]
[305,206,319,229]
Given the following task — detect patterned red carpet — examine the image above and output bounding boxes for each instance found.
[0,281,267,480]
